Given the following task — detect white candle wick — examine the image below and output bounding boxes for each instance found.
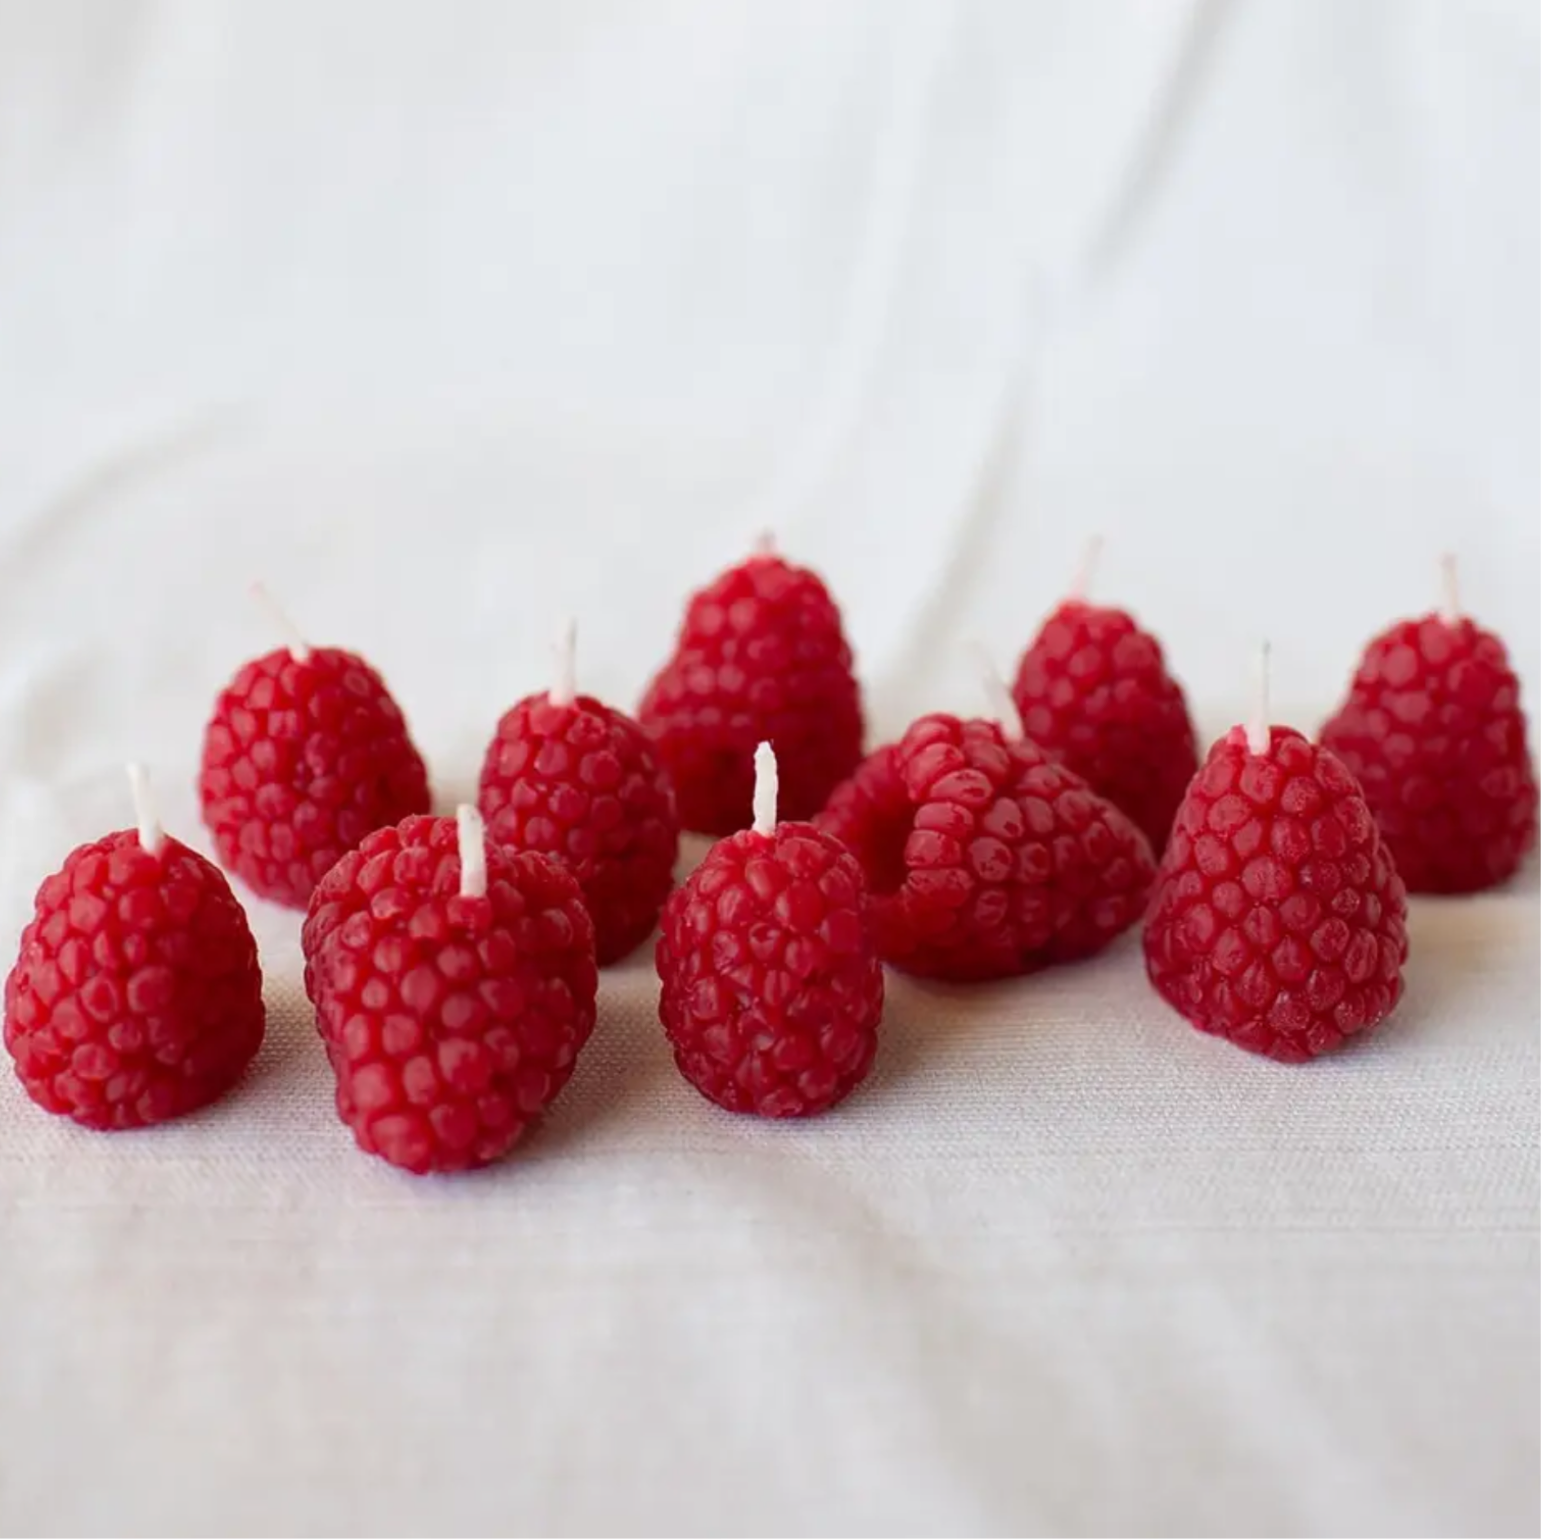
[1439,552,1461,625]
[456,804,488,899]
[753,530,777,557]
[1068,534,1104,602]
[251,581,312,663]
[126,763,165,856]
[549,619,578,708]
[968,641,1023,739]
[751,741,779,837]
[1245,640,1272,756]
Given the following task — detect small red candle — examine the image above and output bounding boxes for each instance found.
[302,804,597,1174]
[817,661,1155,981]
[4,765,265,1128]
[638,542,864,836]
[478,622,678,965]
[199,584,431,909]
[656,742,883,1117]
[1321,556,1538,892]
[1010,538,1198,854]
[1145,645,1410,1062]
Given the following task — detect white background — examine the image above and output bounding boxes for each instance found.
[0,2,1536,1534]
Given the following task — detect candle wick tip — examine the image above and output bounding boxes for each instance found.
[126,762,166,857]
[1439,552,1461,625]
[251,581,312,663]
[549,618,579,708]
[456,804,488,899]
[751,741,779,837]
[1245,640,1272,756]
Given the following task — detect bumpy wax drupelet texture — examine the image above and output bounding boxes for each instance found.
[200,643,431,909]
[817,713,1155,981]
[303,813,597,1174]
[4,824,265,1129]
[1144,726,1409,1062]
[656,745,883,1116]
[638,551,864,835]
[1012,600,1198,853]
[1320,608,1537,893]
[478,639,678,965]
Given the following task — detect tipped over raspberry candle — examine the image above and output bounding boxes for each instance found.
[639,544,864,836]
[817,685,1155,981]
[303,807,597,1174]
[1146,646,1409,1062]
[656,742,883,1117]
[199,585,431,909]
[1011,539,1198,853]
[1320,557,1538,893]
[478,622,678,965]
[4,766,265,1129]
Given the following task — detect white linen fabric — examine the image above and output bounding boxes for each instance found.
[0,2,1536,1534]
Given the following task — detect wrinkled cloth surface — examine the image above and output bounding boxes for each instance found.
[0,3,1536,1534]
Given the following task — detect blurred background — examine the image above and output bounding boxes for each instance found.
[0,0,1535,784]
[0,3,1535,1535]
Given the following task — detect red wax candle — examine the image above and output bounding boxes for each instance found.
[1010,539,1198,854]
[199,585,431,909]
[1321,556,1538,892]
[302,805,597,1175]
[478,622,678,965]
[639,542,863,836]
[657,742,883,1117]
[817,677,1154,981]
[1146,646,1410,1061]
[4,765,265,1128]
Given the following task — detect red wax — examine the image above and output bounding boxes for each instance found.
[817,712,1154,981]
[200,645,430,908]
[656,819,882,1117]
[1012,599,1198,855]
[478,690,678,966]
[303,814,597,1175]
[1321,612,1537,892]
[1144,725,1409,1062]
[639,552,863,835]
[4,830,264,1128]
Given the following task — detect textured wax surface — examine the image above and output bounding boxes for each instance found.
[303,816,597,1173]
[478,691,678,965]
[639,553,863,835]
[1,3,1537,1533]
[1321,614,1539,893]
[1012,599,1199,854]
[3,831,264,1128]
[819,714,1155,980]
[199,645,431,909]
[1144,728,1409,1061]
[656,821,883,1116]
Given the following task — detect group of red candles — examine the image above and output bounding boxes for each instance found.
[4,545,1535,1174]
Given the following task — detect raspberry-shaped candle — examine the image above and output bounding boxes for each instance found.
[639,544,863,835]
[656,743,883,1117]
[1320,557,1537,892]
[303,808,597,1174]
[199,586,431,909]
[1011,540,1198,853]
[4,766,265,1129]
[1146,648,1409,1062]
[817,684,1155,981]
[478,624,678,965]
